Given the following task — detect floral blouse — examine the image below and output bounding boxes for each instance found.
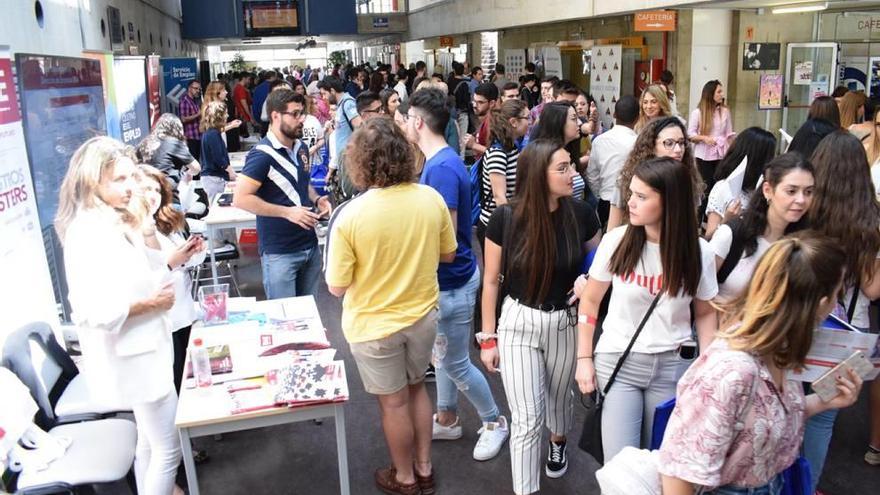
[658,339,806,488]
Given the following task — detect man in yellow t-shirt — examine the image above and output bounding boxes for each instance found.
[325,117,456,495]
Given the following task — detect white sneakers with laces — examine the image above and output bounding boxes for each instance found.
[431,414,463,440]
[473,415,509,461]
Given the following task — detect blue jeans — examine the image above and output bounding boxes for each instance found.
[434,268,500,423]
[702,474,784,495]
[802,407,838,492]
[260,246,322,300]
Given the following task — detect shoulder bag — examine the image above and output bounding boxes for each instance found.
[578,290,663,464]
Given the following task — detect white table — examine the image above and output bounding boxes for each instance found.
[202,203,256,286]
[175,297,350,495]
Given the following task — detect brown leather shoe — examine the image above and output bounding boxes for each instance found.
[375,466,421,495]
[414,469,435,495]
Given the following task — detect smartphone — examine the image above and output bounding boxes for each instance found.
[812,350,873,402]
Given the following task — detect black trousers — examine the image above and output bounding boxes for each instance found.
[172,325,192,394]
[187,139,201,161]
[597,199,611,232]
[696,158,720,222]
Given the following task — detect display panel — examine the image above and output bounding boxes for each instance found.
[243,1,300,37]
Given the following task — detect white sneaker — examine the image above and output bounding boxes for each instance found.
[432,414,462,440]
[473,415,509,461]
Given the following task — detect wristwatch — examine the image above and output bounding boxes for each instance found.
[475,332,498,344]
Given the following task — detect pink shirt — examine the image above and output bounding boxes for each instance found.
[688,107,733,161]
[658,339,806,489]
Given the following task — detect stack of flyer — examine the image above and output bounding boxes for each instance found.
[789,316,880,382]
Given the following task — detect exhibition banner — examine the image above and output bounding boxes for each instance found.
[592,45,622,130]
[161,57,198,114]
[83,52,120,142]
[147,55,161,128]
[113,57,149,145]
[0,48,59,334]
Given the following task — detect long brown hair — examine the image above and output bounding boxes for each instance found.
[609,157,701,296]
[617,117,701,222]
[138,164,185,235]
[510,139,581,304]
[718,233,846,369]
[839,91,867,128]
[635,84,673,132]
[489,99,527,151]
[199,81,227,132]
[697,80,725,136]
[808,130,880,287]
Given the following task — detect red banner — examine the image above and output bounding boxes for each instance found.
[147,55,161,128]
[0,58,20,125]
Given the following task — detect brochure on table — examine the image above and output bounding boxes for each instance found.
[189,297,348,414]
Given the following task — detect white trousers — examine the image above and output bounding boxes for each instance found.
[498,297,577,495]
[132,391,182,495]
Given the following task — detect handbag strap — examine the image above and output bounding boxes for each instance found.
[498,205,513,289]
[600,291,663,398]
[846,278,860,324]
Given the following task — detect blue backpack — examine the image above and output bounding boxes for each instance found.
[469,142,503,226]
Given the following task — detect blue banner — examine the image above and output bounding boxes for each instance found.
[160,57,198,115]
[113,57,150,145]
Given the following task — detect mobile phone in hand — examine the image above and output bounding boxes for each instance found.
[812,350,873,402]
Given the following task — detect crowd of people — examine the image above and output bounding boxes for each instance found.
[53,55,880,495]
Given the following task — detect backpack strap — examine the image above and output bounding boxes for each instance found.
[255,144,303,207]
[717,217,745,285]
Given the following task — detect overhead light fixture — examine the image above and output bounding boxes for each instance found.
[771,2,828,14]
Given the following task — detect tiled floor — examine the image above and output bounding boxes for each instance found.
[172,241,879,495]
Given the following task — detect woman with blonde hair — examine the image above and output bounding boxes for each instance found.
[635,84,677,132]
[660,233,863,495]
[56,136,184,495]
[200,81,242,134]
[839,90,868,131]
[200,101,237,201]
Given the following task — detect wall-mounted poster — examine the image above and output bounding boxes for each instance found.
[743,43,781,70]
[794,61,814,85]
[759,74,783,110]
[160,57,198,114]
[0,47,58,336]
[591,45,622,129]
[504,49,526,80]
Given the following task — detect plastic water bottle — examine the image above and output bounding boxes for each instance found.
[191,338,212,388]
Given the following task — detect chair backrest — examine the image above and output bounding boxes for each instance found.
[1,322,78,429]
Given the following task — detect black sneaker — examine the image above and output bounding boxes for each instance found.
[425,364,436,383]
[545,439,567,478]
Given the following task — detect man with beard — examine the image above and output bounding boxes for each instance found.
[463,82,499,160]
[233,89,331,299]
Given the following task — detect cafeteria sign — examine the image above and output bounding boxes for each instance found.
[634,10,677,32]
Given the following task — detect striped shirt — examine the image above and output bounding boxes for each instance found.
[479,146,519,226]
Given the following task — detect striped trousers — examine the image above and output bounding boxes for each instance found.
[497,297,577,495]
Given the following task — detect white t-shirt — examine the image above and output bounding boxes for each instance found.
[839,249,880,329]
[706,179,751,218]
[589,225,719,354]
[300,114,324,165]
[708,224,771,303]
[871,161,880,201]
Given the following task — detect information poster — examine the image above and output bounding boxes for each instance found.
[113,57,149,145]
[0,48,59,336]
[147,56,161,128]
[542,47,563,79]
[794,61,813,85]
[591,45,622,129]
[83,52,119,141]
[504,49,526,80]
[759,74,783,110]
[160,57,198,114]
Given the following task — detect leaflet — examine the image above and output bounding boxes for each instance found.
[789,327,880,382]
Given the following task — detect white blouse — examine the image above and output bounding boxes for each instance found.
[64,208,174,407]
[155,231,205,331]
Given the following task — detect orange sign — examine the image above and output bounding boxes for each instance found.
[439,36,454,48]
[634,10,677,32]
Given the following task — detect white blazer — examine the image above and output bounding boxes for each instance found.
[64,208,174,407]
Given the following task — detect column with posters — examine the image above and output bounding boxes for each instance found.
[591,45,622,130]
[160,58,198,114]
[0,48,59,337]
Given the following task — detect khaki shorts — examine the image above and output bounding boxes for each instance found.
[349,309,438,395]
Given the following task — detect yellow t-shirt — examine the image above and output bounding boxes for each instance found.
[325,183,458,343]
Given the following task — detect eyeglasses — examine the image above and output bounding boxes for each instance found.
[361,107,382,115]
[280,110,303,118]
[660,139,687,150]
[551,163,575,174]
